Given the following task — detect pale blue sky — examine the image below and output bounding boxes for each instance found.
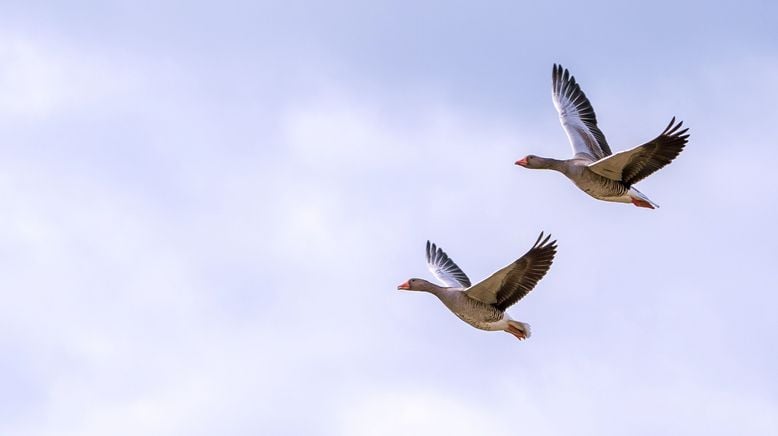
[1,1,777,435]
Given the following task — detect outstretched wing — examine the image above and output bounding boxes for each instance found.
[588,117,689,186]
[426,241,471,288]
[465,233,557,311]
[552,64,612,160]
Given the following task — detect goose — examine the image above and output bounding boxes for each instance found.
[397,232,557,341]
[515,64,689,208]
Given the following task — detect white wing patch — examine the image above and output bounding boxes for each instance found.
[426,241,471,289]
[552,64,611,160]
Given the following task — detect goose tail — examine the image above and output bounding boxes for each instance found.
[628,187,659,209]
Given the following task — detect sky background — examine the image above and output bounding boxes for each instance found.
[1,1,777,435]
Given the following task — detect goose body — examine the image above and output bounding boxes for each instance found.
[416,286,511,331]
[515,64,689,209]
[398,233,557,341]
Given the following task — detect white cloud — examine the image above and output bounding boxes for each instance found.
[0,33,142,118]
[337,389,524,436]
[1,13,778,436]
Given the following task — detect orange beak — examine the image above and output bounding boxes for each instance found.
[397,280,411,290]
[515,157,528,167]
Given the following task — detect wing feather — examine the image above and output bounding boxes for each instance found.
[426,241,471,288]
[552,64,611,160]
[465,233,557,311]
[588,117,689,185]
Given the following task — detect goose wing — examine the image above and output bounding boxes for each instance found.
[552,64,611,160]
[588,117,689,185]
[426,241,471,288]
[465,233,557,311]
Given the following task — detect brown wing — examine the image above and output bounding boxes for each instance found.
[588,118,689,186]
[621,118,689,186]
[465,233,557,311]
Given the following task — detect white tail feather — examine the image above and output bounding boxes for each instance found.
[628,187,659,208]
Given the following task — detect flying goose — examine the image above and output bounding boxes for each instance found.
[398,233,557,341]
[515,64,689,208]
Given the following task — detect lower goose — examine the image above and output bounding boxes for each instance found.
[398,233,557,341]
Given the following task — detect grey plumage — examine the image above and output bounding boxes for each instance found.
[518,64,689,208]
[399,233,557,340]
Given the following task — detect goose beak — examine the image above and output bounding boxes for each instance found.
[397,280,411,290]
[515,157,528,167]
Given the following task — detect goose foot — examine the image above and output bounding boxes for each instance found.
[630,197,655,209]
[506,325,527,341]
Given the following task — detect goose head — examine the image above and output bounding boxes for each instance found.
[397,278,434,292]
[515,154,542,169]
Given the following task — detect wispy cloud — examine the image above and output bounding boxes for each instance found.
[1,3,777,435]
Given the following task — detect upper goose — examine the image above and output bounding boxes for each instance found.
[398,232,557,341]
[515,64,689,208]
